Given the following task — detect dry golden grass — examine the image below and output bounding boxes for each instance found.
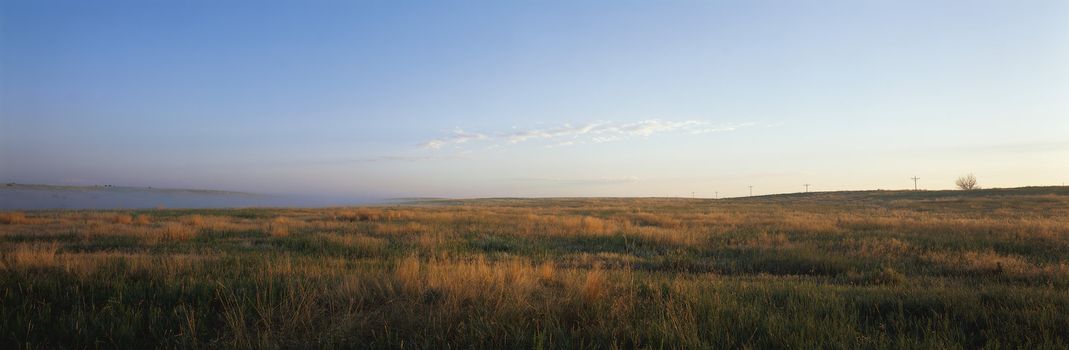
[336,208,415,222]
[1,243,57,269]
[0,248,225,280]
[371,222,429,235]
[555,215,616,236]
[113,214,134,225]
[268,217,290,237]
[559,252,640,270]
[4,189,1069,348]
[844,237,912,259]
[320,233,387,254]
[920,249,1069,281]
[581,265,607,303]
[158,222,198,241]
[395,254,422,292]
[59,252,218,279]
[412,232,445,251]
[629,212,683,228]
[538,261,557,282]
[733,231,793,250]
[0,212,29,225]
[384,254,614,315]
[626,225,699,246]
[182,214,205,226]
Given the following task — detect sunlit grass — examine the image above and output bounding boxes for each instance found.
[2,187,1069,348]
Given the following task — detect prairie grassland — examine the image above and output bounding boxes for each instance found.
[2,187,1069,348]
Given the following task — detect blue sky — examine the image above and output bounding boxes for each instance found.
[2,0,1067,198]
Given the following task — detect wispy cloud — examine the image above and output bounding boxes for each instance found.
[503,122,606,144]
[419,128,488,150]
[353,155,467,163]
[421,119,756,150]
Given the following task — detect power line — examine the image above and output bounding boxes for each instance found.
[749,185,753,197]
[804,184,810,193]
[911,176,920,190]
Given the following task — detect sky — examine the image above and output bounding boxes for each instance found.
[1,0,1067,199]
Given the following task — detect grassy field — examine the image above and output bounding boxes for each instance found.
[3,187,1069,349]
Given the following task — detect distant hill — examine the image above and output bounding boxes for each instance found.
[406,186,1069,212]
[741,186,1069,201]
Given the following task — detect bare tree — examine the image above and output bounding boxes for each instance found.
[955,174,978,190]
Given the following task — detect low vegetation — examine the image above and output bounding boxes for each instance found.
[2,187,1069,348]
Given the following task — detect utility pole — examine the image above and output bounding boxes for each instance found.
[804,184,810,193]
[715,191,718,199]
[691,191,695,199]
[911,176,920,191]
[749,185,753,197]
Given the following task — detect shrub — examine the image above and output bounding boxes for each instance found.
[956,174,978,190]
